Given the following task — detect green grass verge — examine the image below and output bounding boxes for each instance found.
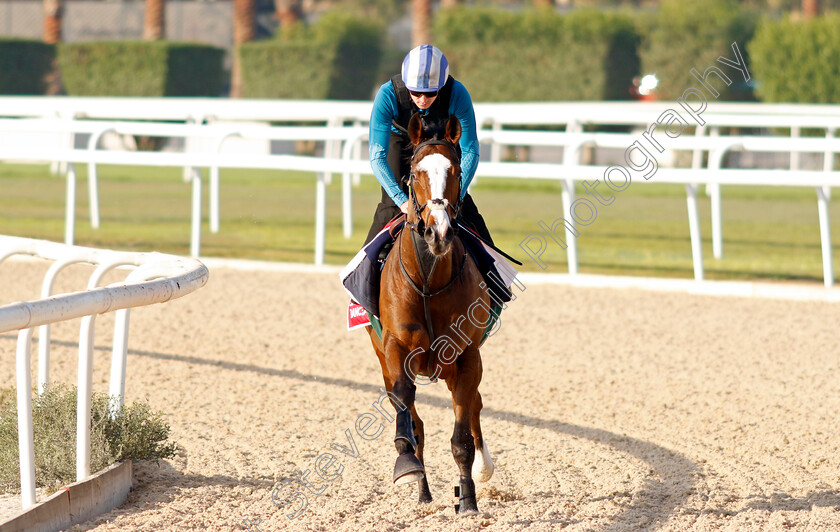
[1,162,838,283]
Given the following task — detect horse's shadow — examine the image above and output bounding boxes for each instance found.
[24,341,840,529]
[123,347,702,529]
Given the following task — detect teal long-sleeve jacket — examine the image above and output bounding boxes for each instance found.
[368,78,480,206]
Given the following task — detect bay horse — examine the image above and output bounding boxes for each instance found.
[367,113,495,514]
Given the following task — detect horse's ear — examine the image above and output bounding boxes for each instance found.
[407,113,423,146]
[445,115,461,145]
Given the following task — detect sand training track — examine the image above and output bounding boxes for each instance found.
[1,258,839,531]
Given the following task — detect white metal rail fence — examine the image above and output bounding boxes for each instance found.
[0,97,838,284]
[0,235,209,510]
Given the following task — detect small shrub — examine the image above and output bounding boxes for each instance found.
[0,39,55,95]
[0,384,177,494]
[58,41,224,97]
[434,7,641,102]
[640,0,758,101]
[239,11,384,99]
[748,14,840,103]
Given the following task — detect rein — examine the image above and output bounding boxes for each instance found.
[398,137,467,381]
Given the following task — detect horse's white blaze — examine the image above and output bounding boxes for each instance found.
[416,153,452,238]
[472,440,494,482]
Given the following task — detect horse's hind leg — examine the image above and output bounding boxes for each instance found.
[410,404,433,503]
[470,391,494,482]
[449,347,481,514]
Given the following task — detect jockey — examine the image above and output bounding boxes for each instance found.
[364,44,494,251]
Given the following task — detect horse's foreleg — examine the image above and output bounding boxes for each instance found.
[391,376,426,485]
[470,391,494,482]
[450,348,481,514]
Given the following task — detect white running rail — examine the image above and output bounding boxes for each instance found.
[0,98,838,284]
[0,235,209,511]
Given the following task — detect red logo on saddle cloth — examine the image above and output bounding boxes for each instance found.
[347,300,371,330]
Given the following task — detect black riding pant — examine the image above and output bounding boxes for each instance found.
[364,132,493,246]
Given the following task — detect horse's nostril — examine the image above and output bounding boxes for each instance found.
[444,227,454,243]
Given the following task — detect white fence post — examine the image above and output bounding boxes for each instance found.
[190,168,203,257]
[16,328,37,510]
[685,183,704,281]
[315,172,326,266]
[76,314,96,480]
[818,127,835,287]
[65,163,77,246]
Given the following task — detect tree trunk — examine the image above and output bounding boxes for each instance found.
[412,0,432,47]
[43,0,64,95]
[43,0,63,44]
[802,0,819,18]
[274,0,302,32]
[231,0,256,98]
[143,0,166,40]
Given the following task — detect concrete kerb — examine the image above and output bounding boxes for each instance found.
[0,461,132,532]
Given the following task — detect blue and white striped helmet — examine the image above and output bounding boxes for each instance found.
[401,45,449,93]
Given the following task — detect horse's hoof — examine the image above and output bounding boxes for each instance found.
[455,496,479,514]
[454,477,478,514]
[455,501,479,515]
[418,477,433,504]
[393,453,425,485]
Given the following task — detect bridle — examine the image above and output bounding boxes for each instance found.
[405,138,463,233]
[398,136,467,381]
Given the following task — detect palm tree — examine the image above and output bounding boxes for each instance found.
[43,0,62,44]
[43,0,63,95]
[144,0,165,40]
[275,0,302,32]
[412,0,432,46]
[232,0,256,98]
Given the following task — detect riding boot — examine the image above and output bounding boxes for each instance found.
[458,193,494,246]
[378,238,394,262]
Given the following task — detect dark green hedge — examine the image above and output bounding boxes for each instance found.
[0,39,55,95]
[434,7,641,102]
[58,42,224,96]
[749,14,840,103]
[239,12,384,100]
[641,0,757,101]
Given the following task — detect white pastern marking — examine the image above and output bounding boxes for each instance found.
[472,440,494,482]
[416,153,452,238]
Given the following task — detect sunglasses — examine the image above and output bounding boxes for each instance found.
[408,89,439,98]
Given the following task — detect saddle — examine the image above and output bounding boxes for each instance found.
[339,216,518,345]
